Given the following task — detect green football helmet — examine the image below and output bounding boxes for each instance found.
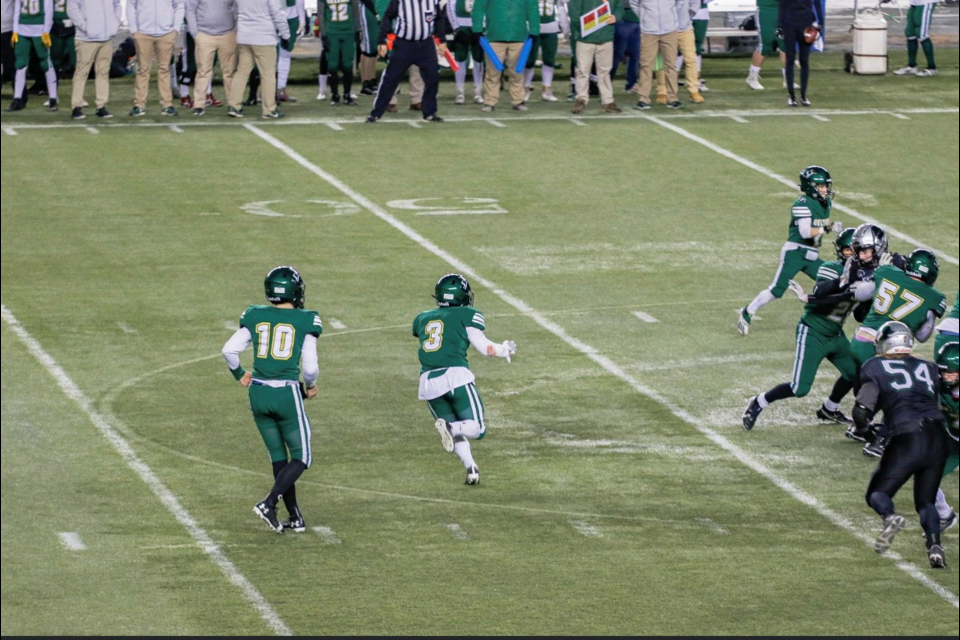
[264,266,306,309]
[875,321,914,357]
[937,342,959,390]
[799,165,834,205]
[434,274,474,308]
[903,249,940,286]
[834,227,856,260]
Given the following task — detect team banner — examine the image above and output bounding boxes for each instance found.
[580,2,612,38]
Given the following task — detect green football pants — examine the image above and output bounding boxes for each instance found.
[327,33,355,73]
[906,4,936,40]
[527,33,558,69]
[769,246,824,298]
[790,322,858,398]
[426,383,487,441]
[15,37,50,71]
[454,29,484,64]
[851,338,876,369]
[249,384,313,467]
[756,7,784,57]
[51,32,75,70]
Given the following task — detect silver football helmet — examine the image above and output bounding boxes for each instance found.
[875,321,914,357]
[851,224,889,267]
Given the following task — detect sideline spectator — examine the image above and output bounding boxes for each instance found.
[67,0,120,119]
[632,0,680,110]
[472,0,540,113]
[186,0,238,116]
[569,0,622,114]
[893,0,939,77]
[779,0,822,107]
[746,0,789,91]
[657,0,702,104]
[129,0,184,116]
[522,0,560,103]
[229,0,290,119]
[611,0,639,92]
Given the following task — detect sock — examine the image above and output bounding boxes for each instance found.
[266,460,307,509]
[523,68,535,89]
[330,72,340,97]
[180,84,189,98]
[343,70,354,99]
[318,73,328,94]
[453,436,477,470]
[748,64,761,78]
[936,489,954,520]
[542,66,554,90]
[15,68,26,99]
[907,38,919,67]
[746,289,777,316]
[697,56,702,73]
[758,383,795,409]
[272,461,299,515]
[278,50,291,90]
[828,377,854,406]
[208,79,214,94]
[920,38,936,69]
[44,67,58,102]
[472,62,484,92]
[455,64,467,90]
[823,399,841,412]
[449,420,482,439]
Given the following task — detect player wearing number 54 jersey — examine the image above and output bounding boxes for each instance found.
[222,266,322,534]
[413,274,516,486]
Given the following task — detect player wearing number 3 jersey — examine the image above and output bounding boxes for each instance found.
[413,274,516,486]
[222,266,322,534]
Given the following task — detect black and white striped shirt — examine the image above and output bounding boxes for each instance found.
[379,0,446,42]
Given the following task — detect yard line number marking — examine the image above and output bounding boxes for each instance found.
[244,124,959,609]
[313,526,342,544]
[0,305,294,636]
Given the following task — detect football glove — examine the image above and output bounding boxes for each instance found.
[11,32,18,45]
[41,32,52,48]
[787,280,808,303]
[878,252,894,267]
[499,341,517,363]
[840,255,854,288]
[831,221,844,234]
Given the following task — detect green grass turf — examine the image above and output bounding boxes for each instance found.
[1,48,957,635]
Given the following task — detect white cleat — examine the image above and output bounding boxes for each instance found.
[746,76,764,91]
[465,465,480,486]
[737,308,752,336]
[542,91,559,102]
[787,280,809,303]
[455,93,465,105]
[875,515,906,555]
[316,92,327,101]
[473,94,484,104]
[915,68,938,77]
[436,419,455,453]
[893,66,917,76]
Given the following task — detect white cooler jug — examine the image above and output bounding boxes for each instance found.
[852,10,889,75]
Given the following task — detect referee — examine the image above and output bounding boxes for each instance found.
[367,0,448,123]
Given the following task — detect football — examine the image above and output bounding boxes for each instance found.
[804,26,820,44]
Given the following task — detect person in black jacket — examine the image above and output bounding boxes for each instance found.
[777,0,823,107]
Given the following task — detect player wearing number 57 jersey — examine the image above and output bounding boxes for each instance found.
[222,266,322,534]
[739,166,843,336]
[413,274,516,486]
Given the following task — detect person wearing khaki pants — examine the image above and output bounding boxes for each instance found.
[129,0,184,116]
[67,0,122,119]
[631,0,680,109]
[471,0,540,112]
[186,0,238,116]
[229,0,289,119]
[657,0,702,104]
[569,0,623,114]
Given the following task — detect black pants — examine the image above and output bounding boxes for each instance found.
[371,38,439,119]
[781,25,812,101]
[866,426,949,523]
[1,31,15,84]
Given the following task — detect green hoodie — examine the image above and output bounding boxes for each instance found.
[570,0,623,44]
[472,0,540,43]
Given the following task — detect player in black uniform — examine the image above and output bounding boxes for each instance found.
[850,321,950,568]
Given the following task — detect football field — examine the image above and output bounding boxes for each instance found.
[1,52,958,635]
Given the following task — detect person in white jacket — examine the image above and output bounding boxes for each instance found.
[656,0,701,104]
[186,0,238,116]
[227,0,289,119]
[67,0,121,119]
[129,0,185,116]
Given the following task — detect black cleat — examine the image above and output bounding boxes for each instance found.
[96,107,113,119]
[365,115,379,124]
[343,97,358,106]
[423,114,444,123]
[927,544,947,569]
[47,98,58,112]
[331,94,341,106]
[281,513,306,533]
[742,396,763,431]
[817,405,854,425]
[72,107,86,120]
[874,514,905,554]
[253,501,283,534]
[6,98,26,112]
[863,440,886,458]
[360,83,376,96]
[845,424,868,443]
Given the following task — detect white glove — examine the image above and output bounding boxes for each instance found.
[787,280,808,303]
[831,221,844,234]
[840,256,854,288]
[499,341,517,363]
[878,252,894,267]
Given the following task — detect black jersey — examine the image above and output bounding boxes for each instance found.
[860,356,944,437]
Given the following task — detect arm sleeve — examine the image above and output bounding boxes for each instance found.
[185,0,198,37]
[916,311,937,344]
[796,217,814,240]
[173,0,185,31]
[222,328,252,379]
[855,381,880,415]
[43,0,53,32]
[433,0,448,38]
[378,0,399,43]
[467,326,505,358]
[301,335,319,388]
[853,281,876,302]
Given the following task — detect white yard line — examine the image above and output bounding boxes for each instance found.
[810,115,830,122]
[887,112,912,120]
[632,311,659,324]
[85,127,100,135]
[244,124,959,609]
[169,125,184,133]
[58,532,88,552]
[570,118,587,126]
[323,121,344,131]
[0,305,293,636]
[3,127,17,136]
[729,116,749,124]
[694,518,730,535]
[570,520,603,538]
[117,322,138,335]
[644,115,960,267]
[486,119,507,128]
[327,318,348,330]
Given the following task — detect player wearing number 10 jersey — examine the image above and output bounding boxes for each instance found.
[413,274,516,486]
[222,266,322,534]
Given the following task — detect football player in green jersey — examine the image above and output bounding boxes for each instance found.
[447,0,486,104]
[935,291,959,356]
[523,0,560,102]
[413,274,516,486]
[739,166,844,336]
[318,0,375,106]
[7,0,59,112]
[222,266,323,533]
[934,342,959,533]
[743,229,860,430]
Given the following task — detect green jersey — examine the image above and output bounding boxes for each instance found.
[622,0,639,23]
[801,260,856,338]
[941,386,959,442]
[413,306,486,374]
[17,0,51,27]
[862,265,947,333]
[539,0,557,24]
[456,0,476,19]
[239,306,323,381]
[320,0,357,34]
[757,0,780,9]
[53,0,67,22]
[788,195,832,249]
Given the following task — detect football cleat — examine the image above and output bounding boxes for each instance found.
[473,94,484,104]
[180,96,193,108]
[863,440,885,458]
[455,92,465,105]
[316,92,327,101]
[542,91,559,102]
[737,308,752,336]
[801,98,812,107]
[343,97,358,107]
[893,66,917,76]
[927,544,947,569]
[746,75,764,91]
[787,98,798,107]
[941,511,959,533]
[465,465,480,486]
[206,94,224,107]
[915,68,938,77]
[47,98,58,112]
[742,396,763,431]
[281,510,306,533]
[253,501,283,534]
[874,514,905,554]
[817,405,854,426]
[787,280,809,303]
[844,425,868,443]
[436,419,455,453]
[6,98,26,112]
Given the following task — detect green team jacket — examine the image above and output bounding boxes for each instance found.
[472,0,540,42]
[570,0,623,44]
